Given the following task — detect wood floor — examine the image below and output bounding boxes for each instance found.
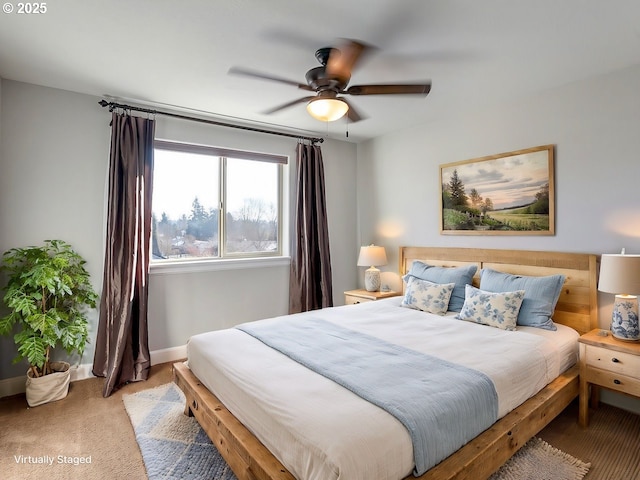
[1,362,639,480]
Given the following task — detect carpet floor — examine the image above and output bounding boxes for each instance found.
[1,362,639,480]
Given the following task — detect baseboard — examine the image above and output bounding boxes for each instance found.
[600,390,640,416]
[0,344,187,399]
[149,344,187,366]
[0,375,27,400]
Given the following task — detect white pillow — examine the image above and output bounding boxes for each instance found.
[456,284,525,331]
[401,277,455,315]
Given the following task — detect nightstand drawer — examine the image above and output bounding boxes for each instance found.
[585,346,640,377]
[344,295,372,305]
[584,367,640,397]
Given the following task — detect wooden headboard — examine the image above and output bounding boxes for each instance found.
[399,247,598,335]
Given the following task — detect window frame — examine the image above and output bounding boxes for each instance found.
[151,140,288,268]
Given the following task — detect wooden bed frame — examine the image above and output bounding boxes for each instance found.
[173,247,598,480]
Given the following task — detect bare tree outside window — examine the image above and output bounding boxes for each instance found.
[226,158,279,254]
[226,198,278,253]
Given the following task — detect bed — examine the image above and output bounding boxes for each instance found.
[173,247,598,480]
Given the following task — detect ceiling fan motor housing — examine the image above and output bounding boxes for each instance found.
[305,66,348,91]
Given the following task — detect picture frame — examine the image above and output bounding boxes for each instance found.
[440,144,555,235]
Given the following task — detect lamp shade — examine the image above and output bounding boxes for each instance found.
[598,254,640,294]
[357,245,387,267]
[306,97,349,122]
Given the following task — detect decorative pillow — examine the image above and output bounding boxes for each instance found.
[456,285,525,331]
[404,261,478,312]
[479,269,565,331]
[401,278,455,315]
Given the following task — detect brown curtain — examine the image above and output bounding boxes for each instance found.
[93,112,155,397]
[289,143,333,313]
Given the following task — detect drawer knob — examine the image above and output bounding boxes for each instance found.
[614,379,621,385]
[612,358,620,363]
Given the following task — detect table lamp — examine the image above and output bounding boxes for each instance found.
[598,252,640,341]
[357,245,388,292]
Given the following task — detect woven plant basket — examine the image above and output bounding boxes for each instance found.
[25,361,71,407]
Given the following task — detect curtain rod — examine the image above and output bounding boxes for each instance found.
[98,100,324,144]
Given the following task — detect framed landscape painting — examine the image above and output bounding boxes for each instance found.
[440,145,555,235]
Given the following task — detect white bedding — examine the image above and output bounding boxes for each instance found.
[187,297,579,480]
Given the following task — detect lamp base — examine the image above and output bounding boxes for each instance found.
[364,267,381,292]
[611,295,640,341]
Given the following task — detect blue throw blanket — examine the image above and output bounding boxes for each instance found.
[237,317,498,476]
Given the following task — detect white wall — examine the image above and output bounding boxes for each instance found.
[0,80,108,380]
[356,63,640,412]
[0,79,358,381]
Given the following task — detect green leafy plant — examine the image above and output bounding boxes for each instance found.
[0,240,98,378]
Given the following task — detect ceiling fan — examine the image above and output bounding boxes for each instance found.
[229,39,431,123]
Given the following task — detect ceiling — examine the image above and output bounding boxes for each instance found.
[1,0,639,143]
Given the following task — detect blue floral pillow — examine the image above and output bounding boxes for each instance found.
[456,284,525,331]
[479,269,565,331]
[401,277,455,315]
[404,261,478,312]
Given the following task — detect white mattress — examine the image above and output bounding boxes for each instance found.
[187,297,578,480]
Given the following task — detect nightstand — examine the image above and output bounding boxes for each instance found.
[578,328,640,427]
[344,289,400,305]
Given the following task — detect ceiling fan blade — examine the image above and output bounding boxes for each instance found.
[325,39,371,82]
[346,83,431,96]
[342,98,365,123]
[229,67,314,91]
[262,96,316,115]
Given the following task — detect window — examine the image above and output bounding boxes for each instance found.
[151,141,286,263]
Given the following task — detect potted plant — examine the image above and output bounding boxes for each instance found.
[0,239,98,406]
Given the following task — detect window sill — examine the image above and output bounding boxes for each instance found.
[150,256,291,275]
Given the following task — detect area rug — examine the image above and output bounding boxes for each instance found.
[124,383,590,480]
[123,383,236,479]
[489,436,590,480]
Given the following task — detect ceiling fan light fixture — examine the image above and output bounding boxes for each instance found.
[306,97,349,122]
